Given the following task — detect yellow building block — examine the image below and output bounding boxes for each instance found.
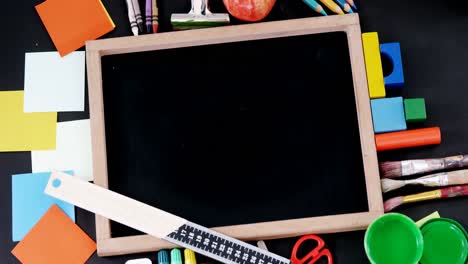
[362,32,386,99]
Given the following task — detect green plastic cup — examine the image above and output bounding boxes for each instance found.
[420,218,468,264]
[364,213,424,264]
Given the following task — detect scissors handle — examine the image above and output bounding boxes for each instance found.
[291,235,333,264]
[309,249,332,264]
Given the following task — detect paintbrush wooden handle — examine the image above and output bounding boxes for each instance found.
[443,155,468,169]
[404,185,468,204]
[447,169,468,185]
[441,184,468,198]
[385,184,468,212]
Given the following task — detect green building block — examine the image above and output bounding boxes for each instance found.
[404,98,426,122]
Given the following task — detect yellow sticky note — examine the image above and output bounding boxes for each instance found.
[362,32,386,99]
[416,211,441,228]
[0,91,57,151]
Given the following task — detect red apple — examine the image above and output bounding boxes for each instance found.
[223,0,276,22]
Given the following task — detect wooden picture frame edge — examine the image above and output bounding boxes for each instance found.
[86,13,384,257]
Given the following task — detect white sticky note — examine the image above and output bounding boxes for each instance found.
[32,119,93,181]
[24,51,85,112]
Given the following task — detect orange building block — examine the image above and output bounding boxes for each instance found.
[375,127,441,151]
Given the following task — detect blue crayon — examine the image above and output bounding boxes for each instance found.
[334,0,353,13]
[347,0,357,10]
[303,0,327,16]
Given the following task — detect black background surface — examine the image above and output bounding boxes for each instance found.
[2,0,468,263]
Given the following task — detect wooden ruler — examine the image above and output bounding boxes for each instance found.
[45,172,291,264]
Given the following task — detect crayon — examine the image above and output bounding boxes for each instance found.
[131,0,144,33]
[318,0,344,14]
[334,0,353,13]
[346,0,357,10]
[152,0,159,33]
[146,0,152,33]
[125,0,139,36]
[303,0,327,16]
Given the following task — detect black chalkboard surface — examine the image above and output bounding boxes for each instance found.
[101,32,369,238]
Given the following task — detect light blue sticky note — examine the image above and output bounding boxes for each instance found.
[12,171,75,241]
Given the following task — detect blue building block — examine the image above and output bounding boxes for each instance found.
[380,42,404,88]
[371,97,407,133]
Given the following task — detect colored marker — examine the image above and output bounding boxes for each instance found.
[131,0,145,33]
[184,249,197,264]
[145,0,152,33]
[158,250,169,264]
[170,249,183,264]
[334,0,353,13]
[346,0,357,10]
[303,0,327,16]
[126,259,152,264]
[319,0,344,14]
[152,0,159,33]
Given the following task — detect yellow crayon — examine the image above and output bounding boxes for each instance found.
[318,0,344,14]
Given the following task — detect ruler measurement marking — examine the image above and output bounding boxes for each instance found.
[166,223,290,264]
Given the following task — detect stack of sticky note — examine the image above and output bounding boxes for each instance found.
[4,50,96,262]
[362,32,439,152]
[3,0,115,262]
[1,51,93,181]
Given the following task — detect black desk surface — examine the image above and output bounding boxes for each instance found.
[2,0,468,263]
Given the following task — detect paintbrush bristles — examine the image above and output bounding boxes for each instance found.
[384,196,404,212]
[381,178,406,193]
[379,161,402,178]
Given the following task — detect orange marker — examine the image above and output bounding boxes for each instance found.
[375,127,441,151]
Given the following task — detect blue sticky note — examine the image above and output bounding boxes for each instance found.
[12,171,75,241]
[371,97,407,133]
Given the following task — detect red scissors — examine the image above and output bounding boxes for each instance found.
[291,235,333,264]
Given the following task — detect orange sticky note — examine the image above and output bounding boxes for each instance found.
[11,205,96,264]
[35,0,115,57]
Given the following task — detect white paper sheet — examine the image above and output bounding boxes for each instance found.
[24,51,85,112]
[32,119,93,181]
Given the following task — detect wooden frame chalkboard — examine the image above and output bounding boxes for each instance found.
[86,14,383,256]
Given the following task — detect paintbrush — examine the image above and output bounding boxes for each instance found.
[381,169,468,193]
[171,0,230,30]
[379,154,468,178]
[384,184,468,212]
